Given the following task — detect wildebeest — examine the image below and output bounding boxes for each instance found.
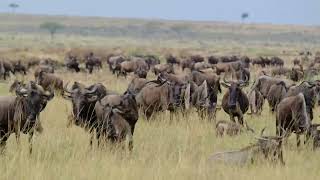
[271,67,290,77]
[209,128,284,165]
[119,57,149,77]
[208,56,219,64]
[248,88,264,115]
[290,64,304,82]
[63,82,108,129]
[65,55,80,73]
[34,65,54,78]
[276,93,311,147]
[94,92,138,150]
[0,60,14,80]
[12,60,27,75]
[266,81,287,112]
[166,54,180,65]
[215,120,254,137]
[251,75,288,98]
[0,81,53,153]
[134,66,148,78]
[153,64,174,75]
[235,67,250,81]
[107,55,126,74]
[36,71,64,95]
[221,78,249,126]
[192,62,213,71]
[126,77,148,95]
[85,52,102,74]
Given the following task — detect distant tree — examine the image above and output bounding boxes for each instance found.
[241,12,249,22]
[40,22,64,40]
[8,3,19,13]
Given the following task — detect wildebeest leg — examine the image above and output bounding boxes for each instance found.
[28,130,34,154]
[296,134,301,147]
[14,120,21,145]
[229,114,235,123]
[0,131,8,154]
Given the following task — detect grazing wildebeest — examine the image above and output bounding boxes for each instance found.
[248,88,264,115]
[0,81,53,153]
[276,93,311,147]
[65,55,80,73]
[209,129,284,165]
[221,78,249,126]
[85,52,102,74]
[215,120,254,137]
[266,81,287,112]
[63,82,108,130]
[94,93,138,150]
[36,71,64,95]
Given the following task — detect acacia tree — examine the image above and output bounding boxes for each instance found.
[40,22,64,40]
[241,12,249,22]
[8,3,19,13]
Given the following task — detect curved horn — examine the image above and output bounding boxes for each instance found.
[63,82,76,94]
[85,85,98,94]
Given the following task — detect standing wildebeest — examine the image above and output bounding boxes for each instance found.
[276,93,311,147]
[191,71,221,119]
[266,81,288,112]
[208,56,219,65]
[0,60,14,80]
[12,60,27,75]
[251,75,288,98]
[119,58,149,77]
[126,77,148,95]
[0,81,53,153]
[85,52,102,74]
[235,67,250,81]
[134,66,148,78]
[36,71,64,95]
[63,82,108,130]
[248,88,264,115]
[221,78,249,126]
[153,64,174,75]
[107,55,126,74]
[34,65,54,78]
[166,54,180,65]
[65,55,80,73]
[94,93,138,149]
[215,120,254,137]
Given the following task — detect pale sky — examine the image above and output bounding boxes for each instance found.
[0,0,319,25]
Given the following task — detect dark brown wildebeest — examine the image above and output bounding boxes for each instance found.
[12,60,27,75]
[276,93,311,147]
[271,67,290,77]
[94,92,138,150]
[153,64,174,75]
[266,81,287,112]
[190,55,205,63]
[209,128,284,165]
[208,56,219,64]
[65,55,80,73]
[215,120,254,137]
[221,78,249,126]
[0,81,53,153]
[63,82,108,130]
[143,55,160,67]
[192,62,213,71]
[248,88,264,115]
[290,64,304,82]
[270,56,284,66]
[36,71,64,95]
[134,66,148,78]
[166,54,180,65]
[85,52,102,74]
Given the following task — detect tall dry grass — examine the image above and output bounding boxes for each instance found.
[0,69,319,180]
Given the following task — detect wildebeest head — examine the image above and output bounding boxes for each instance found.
[16,81,54,121]
[134,67,148,78]
[63,82,106,125]
[221,77,249,110]
[10,80,24,93]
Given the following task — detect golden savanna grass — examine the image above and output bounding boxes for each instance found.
[0,13,320,180]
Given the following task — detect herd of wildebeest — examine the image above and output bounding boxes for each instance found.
[0,50,320,166]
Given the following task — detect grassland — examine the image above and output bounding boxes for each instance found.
[0,13,320,180]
